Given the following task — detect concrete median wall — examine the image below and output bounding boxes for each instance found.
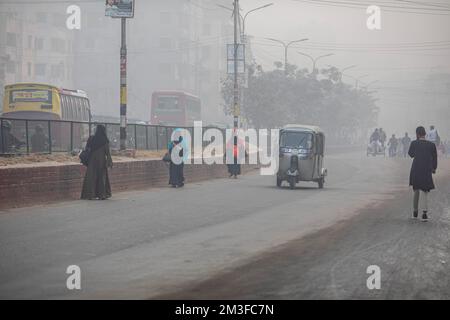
[0,160,259,210]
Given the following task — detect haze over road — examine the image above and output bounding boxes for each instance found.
[0,150,449,299]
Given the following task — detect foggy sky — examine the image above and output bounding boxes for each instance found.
[240,0,450,136]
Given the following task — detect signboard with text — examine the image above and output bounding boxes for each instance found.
[10,90,51,103]
[105,0,135,18]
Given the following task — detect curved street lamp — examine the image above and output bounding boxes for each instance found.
[297,52,334,75]
[217,3,274,40]
[242,3,274,37]
[265,38,309,74]
[327,64,357,82]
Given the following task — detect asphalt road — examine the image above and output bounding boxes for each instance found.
[0,151,449,299]
[161,171,450,300]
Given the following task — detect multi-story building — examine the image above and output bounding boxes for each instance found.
[1,0,235,123]
[0,2,75,105]
[72,0,234,123]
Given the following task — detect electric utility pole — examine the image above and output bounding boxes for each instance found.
[233,0,239,131]
[120,17,127,150]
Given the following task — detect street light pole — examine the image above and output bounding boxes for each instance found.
[241,3,274,39]
[297,52,334,76]
[341,72,369,89]
[233,0,239,131]
[363,80,379,89]
[266,38,308,75]
[120,17,127,151]
[328,64,357,82]
[355,74,369,89]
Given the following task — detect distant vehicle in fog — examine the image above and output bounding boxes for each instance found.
[2,83,91,153]
[150,91,201,127]
[2,83,91,121]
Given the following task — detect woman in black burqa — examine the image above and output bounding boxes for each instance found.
[168,136,185,188]
[408,126,437,221]
[81,124,113,200]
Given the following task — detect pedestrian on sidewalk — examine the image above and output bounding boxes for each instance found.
[81,124,113,200]
[168,136,184,188]
[408,126,438,221]
[226,135,245,179]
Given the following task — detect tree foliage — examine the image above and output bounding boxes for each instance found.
[221,62,379,144]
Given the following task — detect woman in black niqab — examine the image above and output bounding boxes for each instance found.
[81,124,113,200]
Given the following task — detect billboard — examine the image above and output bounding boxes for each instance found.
[105,0,135,18]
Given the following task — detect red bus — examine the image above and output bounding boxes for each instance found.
[150,91,201,127]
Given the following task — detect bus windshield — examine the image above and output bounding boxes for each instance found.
[155,96,181,113]
[280,131,313,149]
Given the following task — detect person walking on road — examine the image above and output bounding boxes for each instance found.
[401,132,411,158]
[426,125,440,146]
[388,134,398,157]
[81,124,113,200]
[408,126,438,222]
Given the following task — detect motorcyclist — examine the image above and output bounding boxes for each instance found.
[370,128,380,143]
[369,128,381,153]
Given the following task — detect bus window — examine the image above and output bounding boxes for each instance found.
[157,96,180,111]
[83,99,89,121]
[60,95,66,119]
[74,97,79,120]
[68,96,75,120]
[186,98,201,124]
[80,100,85,121]
[75,98,81,121]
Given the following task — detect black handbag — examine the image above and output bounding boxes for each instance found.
[79,147,91,166]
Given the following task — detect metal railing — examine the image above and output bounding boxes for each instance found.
[0,117,224,155]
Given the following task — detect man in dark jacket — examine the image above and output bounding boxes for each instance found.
[408,126,438,222]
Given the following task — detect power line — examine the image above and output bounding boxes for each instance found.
[293,0,450,15]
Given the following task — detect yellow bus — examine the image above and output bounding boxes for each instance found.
[2,83,91,121]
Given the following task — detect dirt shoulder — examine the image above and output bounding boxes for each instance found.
[0,150,167,168]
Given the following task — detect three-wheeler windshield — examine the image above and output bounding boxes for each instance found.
[280,131,313,149]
